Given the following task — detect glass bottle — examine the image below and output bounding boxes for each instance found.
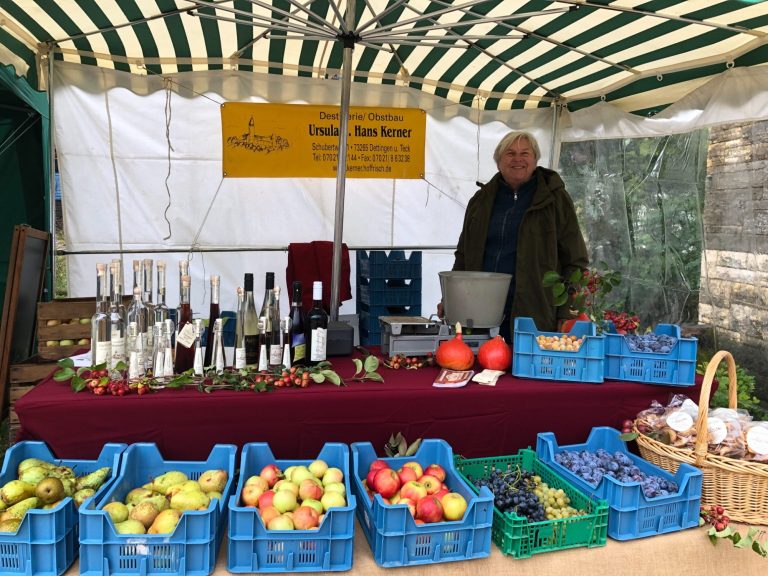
[211,318,226,374]
[142,259,155,351]
[154,260,170,325]
[175,260,190,355]
[162,319,175,377]
[203,274,221,368]
[174,274,195,374]
[234,287,246,369]
[90,263,112,366]
[127,261,149,369]
[127,321,145,380]
[259,272,282,369]
[281,316,291,368]
[193,318,205,376]
[289,281,306,366]
[242,273,260,367]
[151,322,166,377]
[110,258,127,319]
[306,281,328,364]
[108,261,126,370]
[258,316,268,371]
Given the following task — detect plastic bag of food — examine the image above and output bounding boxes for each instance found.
[707,408,746,459]
[743,421,768,462]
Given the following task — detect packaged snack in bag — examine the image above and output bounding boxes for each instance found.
[707,408,747,459]
[743,421,768,462]
[662,395,698,448]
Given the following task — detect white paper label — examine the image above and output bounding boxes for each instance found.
[128,351,141,379]
[109,337,126,369]
[310,327,327,361]
[707,417,727,444]
[163,347,174,376]
[258,344,268,371]
[747,426,768,455]
[215,347,225,373]
[93,340,111,366]
[154,350,165,377]
[269,345,282,366]
[235,347,246,369]
[666,410,694,432]
[177,323,195,349]
[194,345,204,375]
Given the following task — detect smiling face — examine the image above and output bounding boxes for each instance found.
[497,136,537,189]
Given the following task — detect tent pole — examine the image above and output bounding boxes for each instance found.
[330,1,356,321]
[549,100,562,171]
[47,45,57,299]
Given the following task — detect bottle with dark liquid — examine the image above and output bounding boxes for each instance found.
[174,274,195,374]
[289,281,306,366]
[203,274,221,368]
[306,281,328,365]
[242,273,260,367]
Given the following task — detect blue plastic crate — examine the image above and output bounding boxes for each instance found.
[227,442,355,573]
[358,277,422,307]
[536,427,702,540]
[351,439,493,568]
[0,441,125,576]
[604,323,697,386]
[357,250,422,279]
[360,327,382,346]
[512,317,605,383]
[357,302,422,318]
[79,443,237,576]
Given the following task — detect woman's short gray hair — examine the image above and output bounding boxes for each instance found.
[493,131,541,164]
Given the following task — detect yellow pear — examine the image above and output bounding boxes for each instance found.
[0,480,36,506]
[148,509,181,534]
[151,471,188,495]
[103,501,129,524]
[0,497,38,522]
[0,518,21,533]
[166,480,202,498]
[129,501,160,529]
[17,458,54,476]
[170,490,210,511]
[114,519,146,534]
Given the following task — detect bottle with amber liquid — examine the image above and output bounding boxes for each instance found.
[174,274,195,374]
[203,274,221,368]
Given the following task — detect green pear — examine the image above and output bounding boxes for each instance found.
[151,471,188,495]
[73,488,95,508]
[0,518,21,533]
[170,489,210,511]
[19,466,50,486]
[167,480,203,498]
[61,477,76,497]
[35,477,65,505]
[129,500,160,529]
[75,467,111,491]
[48,466,75,480]
[1,480,36,506]
[207,491,223,501]
[103,501,129,524]
[114,519,146,534]
[17,458,54,476]
[148,509,181,534]
[198,469,228,493]
[0,500,7,512]
[125,487,154,506]
[142,482,154,491]
[145,493,170,512]
[0,497,38,522]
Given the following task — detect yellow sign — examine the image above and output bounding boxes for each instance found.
[221,103,425,178]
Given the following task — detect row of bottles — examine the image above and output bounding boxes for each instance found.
[91,263,329,379]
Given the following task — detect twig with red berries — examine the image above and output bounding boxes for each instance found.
[383,353,436,370]
[700,505,768,556]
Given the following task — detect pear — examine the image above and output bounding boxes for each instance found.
[1,480,36,506]
[166,480,203,498]
[73,488,96,508]
[103,501,129,524]
[0,500,7,512]
[48,466,76,480]
[35,477,65,505]
[147,509,181,534]
[142,482,154,491]
[145,493,170,512]
[198,470,228,493]
[207,491,223,501]
[75,467,111,491]
[114,519,146,534]
[61,477,76,497]
[19,466,50,486]
[17,458,54,476]
[125,487,154,505]
[151,471,188,495]
[0,518,21,533]
[42,501,63,509]
[0,497,38,522]
[129,501,161,529]
[170,489,210,511]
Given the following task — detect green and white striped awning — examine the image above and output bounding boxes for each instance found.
[1,0,767,113]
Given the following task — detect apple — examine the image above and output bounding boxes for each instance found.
[372,468,401,499]
[283,466,297,481]
[322,467,344,486]
[301,498,324,516]
[308,459,329,479]
[425,464,446,483]
[418,474,441,495]
[402,461,423,478]
[397,466,418,485]
[46,340,59,347]
[433,488,450,501]
[323,482,346,496]
[274,480,299,497]
[59,339,75,346]
[258,490,276,510]
[77,338,90,345]
[441,492,468,521]
[290,466,314,484]
[240,484,265,507]
[298,478,324,501]
[320,491,346,511]
[400,480,428,503]
[80,317,92,325]
[46,319,61,327]
[259,505,280,526]
[292,505,320,530]
[245,475,270,492]
[260,464,283,487]
[267,514,294,530]
[272,490,298,513]
[416,495,444,523]
[397,497,416,517]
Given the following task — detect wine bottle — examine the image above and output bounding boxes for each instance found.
[242,273,260,367]
[306,281,328,364]
[174,274,195,374]
[108,261,125,370]
[142,259,155,351]
[289,281,306,365]
[90,263,112,367]
[259,272,282,369]
[234,286,246,369]
[203,274,221,368]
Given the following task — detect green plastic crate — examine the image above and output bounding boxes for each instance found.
[454,449,609,558]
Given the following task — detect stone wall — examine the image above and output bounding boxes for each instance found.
[699,120,768,397]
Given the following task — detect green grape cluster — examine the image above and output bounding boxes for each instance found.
[531,476,586,520]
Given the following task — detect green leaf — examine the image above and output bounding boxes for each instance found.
[554,293,568,307]
[71,377,86,393]
[363,371,384,382]
[310,373,326,383]
[752,540,768,557]
[552,284,566,297]
[57,357,74,368]
[114,360,127,371]
[714,526,734,538]
[542,271,561,286]
[352,358,363,376]
[321,370,342,386]
[618,432,638,442]
[746,527,760,540]
[363,355,379,373]
[76,366,90,378]
[53,367,76,381]
[569,269,583,284]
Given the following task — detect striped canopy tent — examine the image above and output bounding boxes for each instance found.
[1,0,767,115]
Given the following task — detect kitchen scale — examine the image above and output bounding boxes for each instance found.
[378,315,500,358]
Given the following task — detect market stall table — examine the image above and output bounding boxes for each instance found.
[15,350,705,460]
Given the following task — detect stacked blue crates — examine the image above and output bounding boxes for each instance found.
[357,250,422,346]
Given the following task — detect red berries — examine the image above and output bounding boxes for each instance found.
[701,504,730,531]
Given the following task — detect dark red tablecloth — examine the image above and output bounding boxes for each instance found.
[15,351,704,461]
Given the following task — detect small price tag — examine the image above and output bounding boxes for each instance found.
[176,323,195,349]
[666,410,694,432]
[747,426,768,455]
[707,417,727,444]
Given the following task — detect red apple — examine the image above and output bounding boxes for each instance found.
[245,475,270,492]
[260,464,283,488]
[402,461,423,478]
[400,480,428,502]
[433,488,450,501]
[372,468,401,499]
[418,474,441,495]
[441,492,468,521]
[368,460,390,474]
[397,466,418,484]
[397,497,416,517]
[292,505,320,530]
[240,483,265,507]
[425,464,446,482]
[258,490,276,510]
[259,505,280,526]
[416,495,444,523]
[298,478,324,501]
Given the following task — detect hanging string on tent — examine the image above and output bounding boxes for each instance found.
[162,77,174,242]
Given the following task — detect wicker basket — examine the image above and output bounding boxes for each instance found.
[634,350,768,525]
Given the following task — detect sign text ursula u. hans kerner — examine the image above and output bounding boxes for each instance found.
[221,103,425,179]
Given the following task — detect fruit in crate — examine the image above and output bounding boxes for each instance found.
[623,333,678,353]
[477,335,512,370]
[435,323,475,370]
[536,334,585,352]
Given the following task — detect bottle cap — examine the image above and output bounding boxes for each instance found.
[244,273,254,291]
[211,274,220,285]
[313,281,323,300]
[157,260,165,271]
[181,275,191,287]
[265,272,275,290]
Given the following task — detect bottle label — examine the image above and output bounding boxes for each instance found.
[163,347,174,376]
[129,351,140,379]
[215,348,225,373]
[110,337,126,369]
[269,345,282,367]
[93,340,111,366]
[194,346,204,375]
[177,323,196,349]
[310,328,327,361]
[292,333,306,363]
[235,347,247,369]
[258,345,268,371]
[146,328,154,351]
[154,350,165,377]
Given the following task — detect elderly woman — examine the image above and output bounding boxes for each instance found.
[451,130,589,338]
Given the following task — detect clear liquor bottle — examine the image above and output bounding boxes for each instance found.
[242,273,260,367]
[192,318,205,376]
[281,316,291,368]
[126,285,147,371]
[151,322,166,377]
[289,281,306,366]
[127,321,145,380]
[306,281,328,365]
[154,260,170,325]
[257,316,268,371]
[211,318,226,374]
[203,274,221,368]
[142,259,155,351]
[233,287,246,369]
[174,274,195,374]
[259,272,282,369]
[108,261,125,369]
[90,263,112,367]
[110,258,127,319]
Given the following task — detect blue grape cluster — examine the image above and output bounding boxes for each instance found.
[554,449,678,498]
[624,333,678,353]
[471,468,546,522]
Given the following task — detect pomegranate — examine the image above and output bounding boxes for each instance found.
[435,323,475,370]
[477,335,512,371]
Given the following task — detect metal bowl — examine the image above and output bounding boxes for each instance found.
[438,271,512,328]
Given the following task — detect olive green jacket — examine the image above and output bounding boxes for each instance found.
[453,167,589,332]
